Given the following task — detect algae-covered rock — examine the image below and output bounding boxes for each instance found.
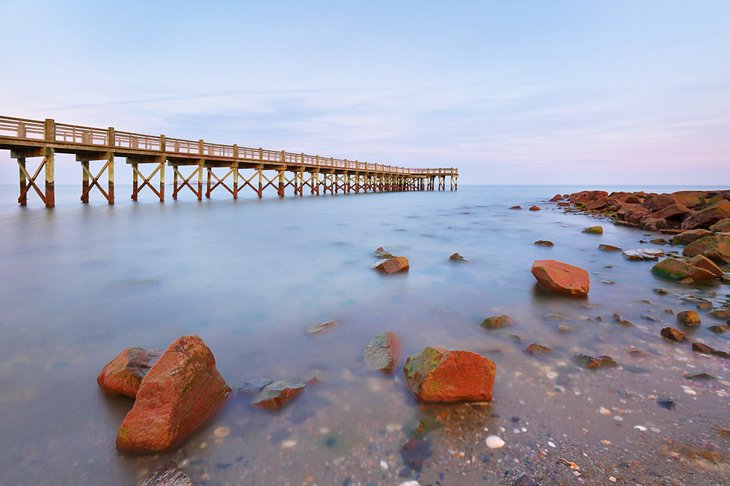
[363,331,400,372]
[582,226,603,235]
[651,258,715,281]
[671,229,712,246]
[709,218,730,233]
[403,347,496,402]
[682,235,730,263]
[481,315,514,329]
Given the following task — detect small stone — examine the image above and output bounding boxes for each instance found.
[656,398,675,410]
[677,310,701,327]
[449,252,467,262]
[481,315,514,329]
[598,244,622,252]
[139,460,192,486]
[653,288,670,295]
[213,426,230,438]
[685,372,717,380]
[281,439,297,449]
[375,256,409,274]
[307,320,337,335]
[534,240,554,247]
[623,249,664,261]
[510,205,522,210]
[375,247,396,259]
[650,238,667,245]
[252,381,306,410]
[575,354,618,369]
[692,342,730,359]
[660,327,687,341]
[708,325,729,333]
[529,205,541,211]
[711,308,730,319]
[485,435,505,449]
[401,438,432,471]
[524,343,552,354]
[582,226,603,235]
[696,302,713,310]
[363,331,401,372]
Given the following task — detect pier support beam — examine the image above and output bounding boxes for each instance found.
[78,152,114,204]
[278,169,286,197]
[171,162,203,200]
[13,147,55,207]
[129,157,165,202]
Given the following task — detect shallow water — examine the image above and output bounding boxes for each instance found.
[0,185,728,485]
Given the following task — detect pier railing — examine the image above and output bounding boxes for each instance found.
[0,115,456,177]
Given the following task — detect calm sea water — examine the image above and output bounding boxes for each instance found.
[0,185,728,485]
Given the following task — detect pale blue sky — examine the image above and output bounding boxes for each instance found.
[0,0,728,184]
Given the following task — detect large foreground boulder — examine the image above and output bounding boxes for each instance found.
[403,347,496,402]
[403,347,497,402]
[116,336,231,453]
[97,347,160,398]
[531,260,590,297]
[682,235,730,263]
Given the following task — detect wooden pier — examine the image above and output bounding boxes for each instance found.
[0,116,458,207]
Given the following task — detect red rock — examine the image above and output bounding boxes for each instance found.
[688,255,724,277]
[677,310,701,327]
[640,217,668,232]
[682,235,730,263]
[116,336,231,453]
[403,347,496,402]
[651,257,716,281]
[624,194,643,204]
[557,201,570,207]
[550,194,562,202]
[375,256,409,274]
[97,347,160,398]
[510,205,522,210]
[585,199,608,211]
[710,218,730,232]
[651,203,692,221]
[681,200,730,229]
[671,229,713,245]
[661,327,686,341]
[672,191,707,209]
[529,205,541,211]
[531,260,590,297]
[644,194,677,212]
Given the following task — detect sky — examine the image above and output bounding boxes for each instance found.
[0,0,728,185]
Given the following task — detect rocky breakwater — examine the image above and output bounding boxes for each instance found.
[114,336,231,453]
[555,189,730,233]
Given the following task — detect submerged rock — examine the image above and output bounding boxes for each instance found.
[252,381,306,410]
[710,308,730,319]
[534,240,554,247]
[660,327,687,342]
[97,347,161,398]
[598,244,622,252]
[709,325,729,333]
[363,331,400,372]
[677,310,701,327]
[682,235,730,263]
[307,320,337,335]
[524,343,552,354]
[116,336,231,453]
[531,260,590,297]
[510,205,522,210]
[529,205,541,211]
[375,256,410,274]
[449,252,467,262]
[575,354,618,369]
[403,347,496,402]
[481,315,514,329]
[692,342,730,359]
[582,226,603,235]
[238,378,273,394]
[401,438,432,471]
[623,248,665,261]
[374,247,396,259]
[139,460,192,486]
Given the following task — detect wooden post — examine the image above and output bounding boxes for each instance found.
[278,169,285,197]
[44,148,55,207]
[206,168,212,198]
[233,164,239,199]
[18,157,27,206]
[132,162,138,201]
[159,159,165,202]
[81,161,90,203]
[107,154,115,204]
[257,168,263,198]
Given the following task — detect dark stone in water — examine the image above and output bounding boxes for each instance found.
[574,354,618,369]
[685,372,717,380]
[660,327,686,341]
[513,474,539,486]
[482,315,514,329]
[653,288,669,295]
[534,240,554,247]
[657,398,676,410]
[401,438,432,471]
[139,460,192,486]
[708,325,729,333]
[238,378,273,394]
[363,331,400,372]
[598,244,622,252]
[524,343,552,354]
[307,320,337,335]
[510,205,522,210]
[449,252,468,262]
[251,381,306,409]
[692,342,730,359]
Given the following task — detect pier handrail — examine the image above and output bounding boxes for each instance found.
[0,115,457,177]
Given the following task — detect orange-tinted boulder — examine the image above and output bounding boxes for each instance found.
[682,235,730,263]
[529,205,541,211]
[688,254,724,277]
[531,260,590,297]
[375,256,409,274]
[97,347,160,398]
[116,336,231,453]
[682,200,730,229]
[403,347,496,402]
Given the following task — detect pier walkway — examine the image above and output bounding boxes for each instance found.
[0,116,458,207]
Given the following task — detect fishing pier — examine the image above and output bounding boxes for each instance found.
[0,116,458,207]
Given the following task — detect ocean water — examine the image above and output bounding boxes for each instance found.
[0,185,728,485]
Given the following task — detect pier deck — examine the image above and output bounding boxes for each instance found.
[0,116,458,207]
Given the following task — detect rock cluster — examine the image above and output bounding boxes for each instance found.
[555,190,730,232]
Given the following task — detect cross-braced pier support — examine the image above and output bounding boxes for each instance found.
[13,146,55,207]
[78,152,114,204]
[129,157,165,202]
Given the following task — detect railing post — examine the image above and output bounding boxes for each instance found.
[44,119,55,142]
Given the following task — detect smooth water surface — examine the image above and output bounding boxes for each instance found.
[0,185,728,485]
